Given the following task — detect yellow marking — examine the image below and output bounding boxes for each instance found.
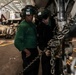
[73,48,76,52]
[72,38,76,41]
[67,60,71,65]
[74,66,76,68]
[0,41,5,44]
[73,50,76,52]
[0,42,13,46]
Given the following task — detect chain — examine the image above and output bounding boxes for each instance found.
[18,56,40,75]
[57,15,76,40]
[46,15,76,75]
[18,50,47,75]
[47,39,61,75]
[47,29,69,75]
[50,48,55,75]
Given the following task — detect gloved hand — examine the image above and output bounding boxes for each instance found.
[45,50,51,56]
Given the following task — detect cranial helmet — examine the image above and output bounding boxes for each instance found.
[20,5,36,18]
[37,9,51,21]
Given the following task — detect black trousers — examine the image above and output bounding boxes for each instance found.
[41,53,51,75]
[21,48,40,75]
[55,58,63,75]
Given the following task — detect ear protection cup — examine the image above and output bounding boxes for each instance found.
[20,8,25,19]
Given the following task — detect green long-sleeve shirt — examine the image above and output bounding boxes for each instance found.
[14,20,37,51]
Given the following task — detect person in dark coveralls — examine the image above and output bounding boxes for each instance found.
[14,5,39,75]
[37,9,56,75]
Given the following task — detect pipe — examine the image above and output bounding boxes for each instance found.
[58,0,66,21]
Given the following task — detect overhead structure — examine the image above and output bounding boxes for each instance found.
[34,0,75,16]
[0,0,25,12]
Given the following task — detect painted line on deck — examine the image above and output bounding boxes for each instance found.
[0,42,13,46]
[73,48,76,52]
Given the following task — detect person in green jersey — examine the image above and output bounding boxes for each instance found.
[14,5,39,75]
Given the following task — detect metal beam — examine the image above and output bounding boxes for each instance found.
[10,2,20,12]
[0,0,14,9]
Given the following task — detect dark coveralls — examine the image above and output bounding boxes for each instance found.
[37,17,57,75]
[14,20,39,75]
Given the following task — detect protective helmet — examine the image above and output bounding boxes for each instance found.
[37,9,51,21]
[23,5,36,16]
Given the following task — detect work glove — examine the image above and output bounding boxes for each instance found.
[45,50,51,56]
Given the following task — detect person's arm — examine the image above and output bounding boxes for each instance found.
[37,23,46,51]
[14,24,27,51]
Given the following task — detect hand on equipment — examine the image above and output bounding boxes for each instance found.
[45,50,51,56]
